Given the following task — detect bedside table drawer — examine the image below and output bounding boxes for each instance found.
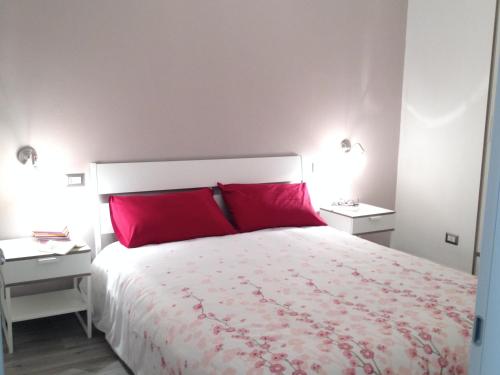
[1,252,91,286]
[352,214,395,234]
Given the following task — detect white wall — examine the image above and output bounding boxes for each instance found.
[392,0,496,272]
[0,1,407,248]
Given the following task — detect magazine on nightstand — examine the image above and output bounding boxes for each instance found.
[37,240,86,255]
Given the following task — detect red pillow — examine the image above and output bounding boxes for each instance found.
[218,182,326,232]
[109,188,236,248]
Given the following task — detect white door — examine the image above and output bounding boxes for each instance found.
[468,36,500,373]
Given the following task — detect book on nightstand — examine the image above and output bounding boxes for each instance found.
[32,226,86,254]
[32,226,70,241]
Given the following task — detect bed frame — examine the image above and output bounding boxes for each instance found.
[90,155,303,252]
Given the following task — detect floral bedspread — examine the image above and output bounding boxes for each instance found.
[91,226,476,375]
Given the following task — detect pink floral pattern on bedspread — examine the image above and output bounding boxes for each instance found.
[91,227,475,375]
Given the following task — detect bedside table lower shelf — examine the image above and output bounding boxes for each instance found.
[0,276,92,354]
[10,289,87,322]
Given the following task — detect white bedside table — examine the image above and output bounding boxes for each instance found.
[320,203,395,235]
[0,238,92,353]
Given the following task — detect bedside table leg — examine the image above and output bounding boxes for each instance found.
[86,276,92,338]
[4,287,13,354]
[75,276,93,339]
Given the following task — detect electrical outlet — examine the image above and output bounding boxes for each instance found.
[66,173,85,187]
[445,232,459,246]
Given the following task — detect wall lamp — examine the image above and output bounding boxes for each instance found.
[341,139,365,154]
[17,146,38,166]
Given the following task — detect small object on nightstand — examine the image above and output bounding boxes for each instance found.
[331,198,360,207]
[0,237,92,353]
[320,203,395,235]
[32,226,70,241]
[36,240,87,255]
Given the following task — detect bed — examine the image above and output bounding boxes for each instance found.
[89,156,476,375]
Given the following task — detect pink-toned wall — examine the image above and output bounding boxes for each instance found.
[0,1,407,246]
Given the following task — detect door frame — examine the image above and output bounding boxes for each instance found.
[469,3,500,367]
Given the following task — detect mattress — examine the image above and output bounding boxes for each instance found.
[91,226,476,375]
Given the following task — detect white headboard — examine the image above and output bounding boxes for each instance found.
[90,155,303,252]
